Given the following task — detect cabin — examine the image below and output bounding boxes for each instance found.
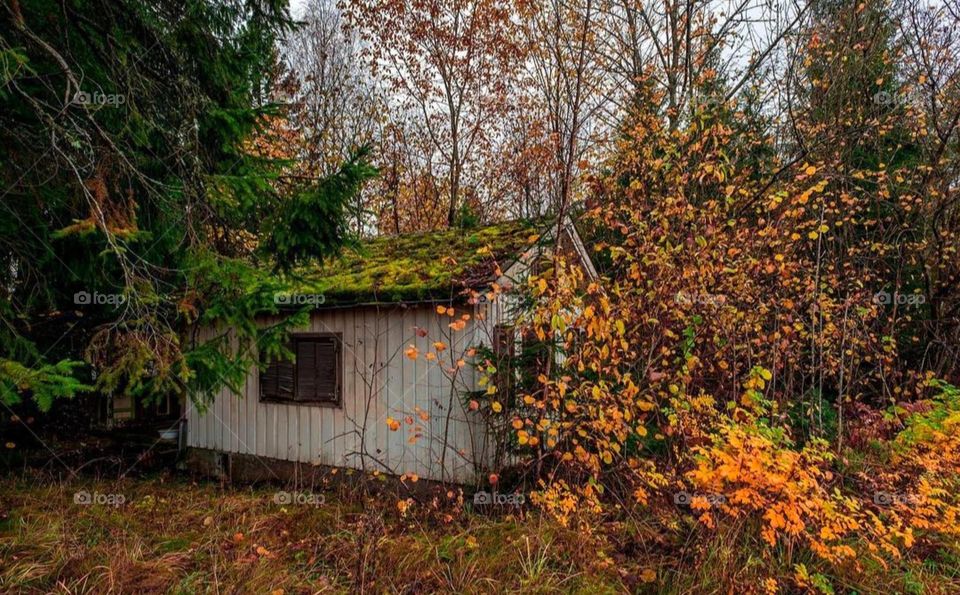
[184,217,596,485]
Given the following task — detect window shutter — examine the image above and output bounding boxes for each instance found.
[296,336,340,404]
[295,339,317,401]
[316,337,340,403]
[260,347,294,401]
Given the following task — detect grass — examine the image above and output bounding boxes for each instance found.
[0,473,622,594]
[1,472,958,593]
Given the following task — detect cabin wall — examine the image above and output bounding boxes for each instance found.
[186,302,506,484]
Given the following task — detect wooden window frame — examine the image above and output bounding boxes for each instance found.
[259,332,343,408]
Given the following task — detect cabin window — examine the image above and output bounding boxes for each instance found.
[493,324,515,403]
[520,327,550,392]
[260,333,342,406]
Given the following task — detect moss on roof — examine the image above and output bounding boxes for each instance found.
[286,218,547,306]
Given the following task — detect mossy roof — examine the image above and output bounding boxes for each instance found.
[285,219,547,306]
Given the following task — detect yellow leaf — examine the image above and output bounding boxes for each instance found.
[763,578,778,595]
[805,165,817,175]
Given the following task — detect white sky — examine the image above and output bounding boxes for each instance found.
[289,0,309,20]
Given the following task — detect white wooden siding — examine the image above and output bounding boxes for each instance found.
[186,302,502,484]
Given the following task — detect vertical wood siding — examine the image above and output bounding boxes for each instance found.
[186,303,500,484]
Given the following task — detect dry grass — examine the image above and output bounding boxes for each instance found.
[1,474,957,594]
[0,474,622,594]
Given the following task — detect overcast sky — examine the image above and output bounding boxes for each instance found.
[289,0,309,19]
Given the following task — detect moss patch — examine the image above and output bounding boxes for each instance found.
[283,219,546,305]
